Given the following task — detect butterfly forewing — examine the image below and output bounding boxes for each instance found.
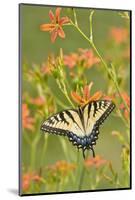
[41,109,85,137]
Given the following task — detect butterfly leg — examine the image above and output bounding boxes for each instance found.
[91,148,95,157]
[82,149,86,159]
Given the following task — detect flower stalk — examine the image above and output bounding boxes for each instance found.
[70,11,129,120]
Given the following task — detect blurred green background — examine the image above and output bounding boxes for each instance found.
[21,4,130,193]
[21,5,126,63]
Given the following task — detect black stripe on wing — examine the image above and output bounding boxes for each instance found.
[88,103,92,119]
[59,112,69,125]
[40,108,84,136]
[40,124,68,136]
[86,103,92,128]
[93,101,98,117]
[64,110,84,132]
[77,107,86,132]
[95,101,115,127]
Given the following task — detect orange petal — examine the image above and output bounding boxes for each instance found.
[32,175,42,181]
[88,82,93,97]
[51,29,58,43]
[110,27,128,44]
[124,109,129,119]
[119,103,124,109]
[83,85,90,100]
[49,10,55,21]
[58,27,65,38]
[59,17,69,25]
[55,7,61,22]
[40,24,55,31]
[121,92,130,106]
[71,91,85,105]
[89,91,102,101]
[22,179,30,191]
[103,95,114,101]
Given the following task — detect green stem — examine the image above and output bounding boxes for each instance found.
[70,20,129,117]
[63,88,74,108]
[91,44,130,126]
[117,108,129,129]
[58,79,74,108]
[23,132,31,146]
[115,81,130,113]
[59,137,70,161]
[40,76,69,110]
[92,43,129,113]
[74,151,81,189]
[30,144,36,170]
[73,8,78,26]
[71,20,92,44]
[78,151,89,190]
[30,134,41,170]
[40,135,48,166]
[55,95,69,109]
[89,10,94,41]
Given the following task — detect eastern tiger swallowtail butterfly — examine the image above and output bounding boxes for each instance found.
[40,100,115,159]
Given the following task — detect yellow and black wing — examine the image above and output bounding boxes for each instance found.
[40,100,115,158]
[40,108,85,137]
[82,100,115,136]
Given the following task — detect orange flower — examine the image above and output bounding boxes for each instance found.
[22,104,35,131]
[55,160,76,175]
[22,172,42,191]
[41,63,51,75]
[119,92,130,119]
[71,82,102,106]
[103,94,115,101]
[64,53,79,68]
[84,155,107,169]
[30,96,45,106]
[64,49,100,69]
[40,8,69,43]
[110,27,128,44]
[47,160,76,176]
[79,48,100,68]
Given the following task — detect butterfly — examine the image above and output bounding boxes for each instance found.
[40,100,115,159]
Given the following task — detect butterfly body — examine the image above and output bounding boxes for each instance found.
[40,100,115,158]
